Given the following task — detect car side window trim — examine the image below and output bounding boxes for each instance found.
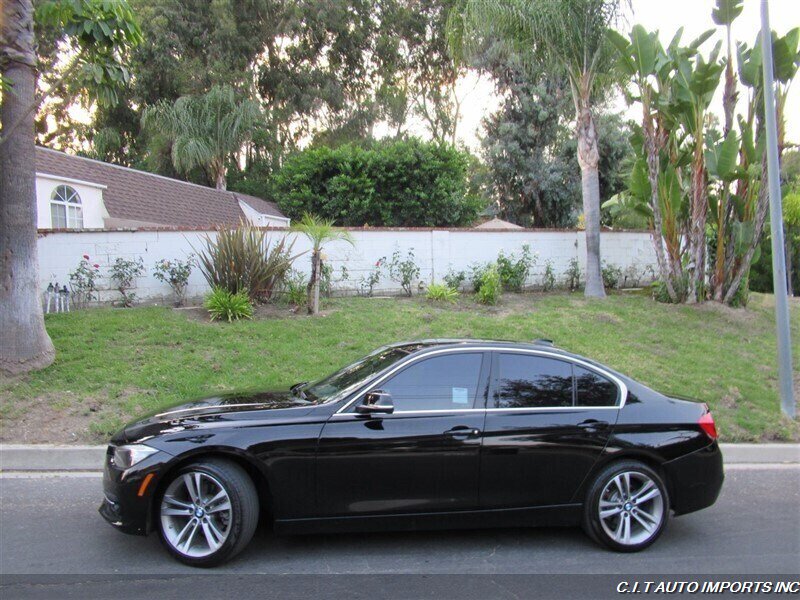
[487,350,624,411]
[336,351,490,415]
[334,347,627,415]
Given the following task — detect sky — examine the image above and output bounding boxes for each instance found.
[446,0,800,152]
[64,0,798,155]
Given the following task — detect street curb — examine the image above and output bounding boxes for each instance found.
[1,443,799,472]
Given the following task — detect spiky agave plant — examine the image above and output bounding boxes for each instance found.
[195,224,301,302]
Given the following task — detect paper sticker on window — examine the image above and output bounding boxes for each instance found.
[452,387,469,405]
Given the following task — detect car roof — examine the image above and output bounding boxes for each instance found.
[387,339,621,377]
[390,338,568,356]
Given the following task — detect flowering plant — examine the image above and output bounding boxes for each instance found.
[153,256,194,306]
[68,255,101,308]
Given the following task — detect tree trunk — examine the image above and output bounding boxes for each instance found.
[642,103,678,302]
[307,250,319,315]
[0,0,56,374]
[723,155,771,304]
[686,135,708,304]
[214,166,226,191]
[575,102,605,298]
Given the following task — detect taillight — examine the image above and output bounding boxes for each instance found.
[699,408,718,440]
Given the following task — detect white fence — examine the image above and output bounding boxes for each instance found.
[37,227,658,305]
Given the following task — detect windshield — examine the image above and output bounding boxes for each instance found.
[304,344,424,403]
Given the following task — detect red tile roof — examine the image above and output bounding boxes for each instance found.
[35,147,286,228]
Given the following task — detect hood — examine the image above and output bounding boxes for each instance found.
[116,389,315,444]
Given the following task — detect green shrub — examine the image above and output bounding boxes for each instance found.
[205,287,253,322]
[68,256,101,308]
[475,265,502,305]
[542,259,556,291]
[110,257,145,307]
[272,138,484,227]
[565,257,581,291]
[443,268,466,291]
[195,225,299,302]
[469,262,491,292]
[388,249,420,296]
[426,283,459,303]
[496,244,535,291]
[358,258,384,297]
[280,269,308,306]
[601,262,623,290]
[153,256,194,306]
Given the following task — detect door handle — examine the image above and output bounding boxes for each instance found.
[443,426,481,438]
[578,419,609,432]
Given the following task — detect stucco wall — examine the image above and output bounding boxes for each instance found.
[37,227,658,305]
[36,174,108,229]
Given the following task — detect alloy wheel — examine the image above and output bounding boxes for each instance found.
[598,470,664,546]
[160,471,233,558]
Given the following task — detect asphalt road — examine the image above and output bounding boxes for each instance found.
[1,465,798,578]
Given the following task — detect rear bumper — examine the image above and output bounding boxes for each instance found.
[663,441,724,516]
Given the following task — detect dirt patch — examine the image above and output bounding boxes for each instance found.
[718,387,742,410]
[0,390,139,444]
[0,398,92,444]
[593,313,623,325]
[178,301,339,323]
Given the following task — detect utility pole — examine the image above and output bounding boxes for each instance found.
[760,0,796,418]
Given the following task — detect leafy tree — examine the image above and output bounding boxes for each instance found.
[0,0,140,374]
[291,214,354,315]
[609,7,799,305]
[141,85,261,190]
[449,0,624,298]
[479,50,577,227]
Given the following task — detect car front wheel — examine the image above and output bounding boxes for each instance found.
[583,460,670,552]
[158,458,259,567]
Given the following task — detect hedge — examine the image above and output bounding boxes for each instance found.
[272,138,484,227]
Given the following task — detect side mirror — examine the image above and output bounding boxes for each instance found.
[356,390,394,415]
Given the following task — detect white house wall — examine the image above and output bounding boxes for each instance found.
[37,228,658,304]
[36,174,107,229]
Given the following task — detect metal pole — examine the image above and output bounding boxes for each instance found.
[760,0,796,418]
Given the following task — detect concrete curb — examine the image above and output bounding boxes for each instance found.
[1,443,798,472]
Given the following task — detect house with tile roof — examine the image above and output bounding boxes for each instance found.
[35,147,290,230]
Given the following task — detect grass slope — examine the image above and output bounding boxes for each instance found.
[1,292,797,443]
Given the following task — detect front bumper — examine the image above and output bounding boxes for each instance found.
[98,446,170,536]
[663,440,724,515]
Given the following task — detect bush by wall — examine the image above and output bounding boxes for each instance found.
[272,138,484,227]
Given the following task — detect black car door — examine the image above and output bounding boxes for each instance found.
[316,351,490,517]
[479,351,622,509]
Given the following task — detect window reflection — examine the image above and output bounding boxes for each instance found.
[575,366,618,407]
[382,353,484,411]
[495,354,573,408]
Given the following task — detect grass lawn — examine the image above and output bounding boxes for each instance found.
[1,291,798,444]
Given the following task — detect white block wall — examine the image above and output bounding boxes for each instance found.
[37,228,658,305]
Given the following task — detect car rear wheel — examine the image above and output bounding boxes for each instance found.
[582,460,669,552]
[158,458,259,567]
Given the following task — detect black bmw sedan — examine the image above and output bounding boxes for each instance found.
[100,339,724,567]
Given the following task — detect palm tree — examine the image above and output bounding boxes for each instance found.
[291,214,354,315]
[448,0,624,297]
[1,0,139,374]
[141,85,261,190]
[0,0,55,374]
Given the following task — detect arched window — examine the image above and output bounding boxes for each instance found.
[50,185,83,228]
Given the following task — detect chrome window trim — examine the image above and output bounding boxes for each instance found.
[335,346,627,415]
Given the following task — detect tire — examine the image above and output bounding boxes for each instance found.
[157,458,259,567]
[582,460,670,552]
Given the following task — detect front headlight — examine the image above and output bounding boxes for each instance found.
[111,444,159,469]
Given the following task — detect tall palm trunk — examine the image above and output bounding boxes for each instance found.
[0,0,56,373]
[687,115,708,304]
[576,100,605,298]
[306,249,320,315]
